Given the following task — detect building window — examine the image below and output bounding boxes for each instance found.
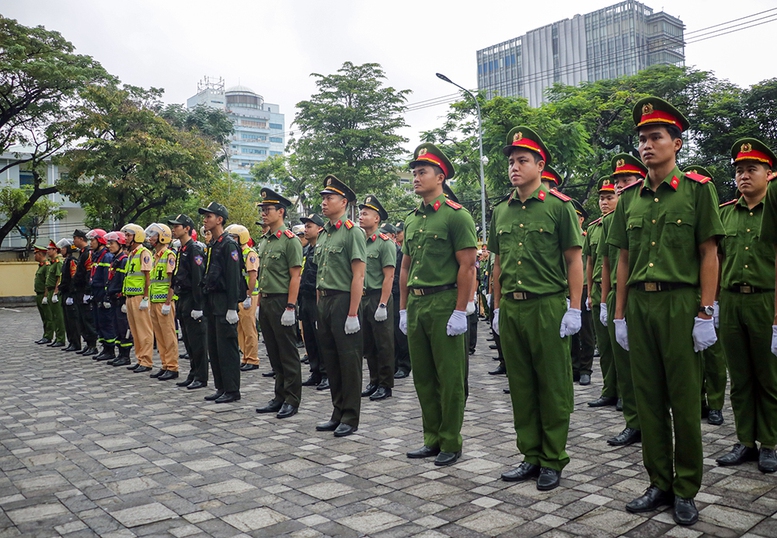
[269,137,283,143]
[269,123,283,130]
[242,119,267,128]
[19,171,34,186]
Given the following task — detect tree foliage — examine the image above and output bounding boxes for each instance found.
[200,173,262,241]
[0,185,65,252]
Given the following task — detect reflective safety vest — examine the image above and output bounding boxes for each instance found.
[150,248,173,302]
[122,246,151,297]
[243,246,259,296]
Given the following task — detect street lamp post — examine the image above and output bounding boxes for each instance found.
[435,72,488,244]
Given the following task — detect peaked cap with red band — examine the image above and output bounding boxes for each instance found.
[731,137,776,169]
[503,126,552,166]
[541,164,562,187]
[633,96,690,132]
[320,174,356,202]
[682,165,714,181]
[610,153,647,178]
[409,143,455,180]
[597,176,616,194]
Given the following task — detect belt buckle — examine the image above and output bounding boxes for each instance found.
[512,292,526,300]
[741,285,752,294]
[412,288,424,296]
[644,282,658,292]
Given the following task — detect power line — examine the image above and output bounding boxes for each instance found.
[684,7,777,35]
[686,14,777,44]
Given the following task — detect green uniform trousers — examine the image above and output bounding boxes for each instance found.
[407,288,467,453]
[719,289,777,449]
[317,293,363,428]
[35,293,53,339]
[47,291,66,344]
[606,290,639,430]
[593,285,617,399]
[627,287,702,498]
[259,295,302,407]
[701,340,727,411]
[500,292,572,471]
[362,293,395,389]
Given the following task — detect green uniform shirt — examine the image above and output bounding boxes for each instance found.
[364,231,396,291]
[45,256,63,290]
[597,212,620,286]
[402,194,477,287]
[34,261,49,294]
[760,179,777,244]
[487,185,582,295]
[608,167,724,286]
[256,224,303,294]
[719,196,774,290]
[584,218,605,284]
[314,216,366,292]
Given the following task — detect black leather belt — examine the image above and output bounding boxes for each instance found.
[319,289,347,297]
[633,282,693,292]
[261,293,286,298]
[508,291,548,301]
[728,285,773,294]
[409,283,456,297]
[362,288,382,296]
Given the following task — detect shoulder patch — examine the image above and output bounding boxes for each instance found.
[230,250,239,261]
[344,219,354,229]
[284,229,295,238]
[445,199,463,210]
[685,171,712,184]
[719,198,738,208]
[548,189,572,202]
[194,255,203,266]
[379,233,389,241]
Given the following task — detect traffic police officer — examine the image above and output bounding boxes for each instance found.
[121,224,154,373]
[314,175,366,437]
[224,224,260,372]
[145,223,179,380]
[490,127,583,490]
[299,213,327,388]
[45,240,66,347]
[400,143,477,466]
[254,188,304,419]
[609,97,724,525]
[33,244,52,344]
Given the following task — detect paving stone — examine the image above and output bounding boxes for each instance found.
[109,502,178,528]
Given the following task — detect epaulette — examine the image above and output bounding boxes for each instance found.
[445,199,463,210]
[588,217,602,227]
[549,189,572,202]
[284,229,295,238]
[344,219,354,229]
[621,180,642,193]
[719,198,738,208]
[379,233,389,241]
[685,171,712,184]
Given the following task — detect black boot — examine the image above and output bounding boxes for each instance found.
[94,345,116,361]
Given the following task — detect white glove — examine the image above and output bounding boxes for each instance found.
[242,296,252,310]
[599,303,608,326]
[446,310,468,336]
[161,304,171,316]
[492,308,500,335]
[399,309,408,335]
[374,304,388,322]
[121,303,127,313]
[52,294,59,304]
[281,308,296,326]
[713,300,720,329]
[103,301,111,309]
[226,309,239,324]
[560,308,582,337]
[466,301,476,315]
[614,318,629,351]
[139,298,149,310]
[566,298,571,309]
[191,309,203,320]
[692,316,717,352]
[83,294,91,304]
[344,315,361,334]
[255,306,260,321]
[41,296,48,305]
[486,293,491,307]
[585,296,591,311]
[66,297,74,306]
[772,325,777,357]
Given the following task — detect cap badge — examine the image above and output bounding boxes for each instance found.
[418,148,428,156]
[603,179,610,186]
[261,190,267,198]
[513,132,522,142]
[642,103,654,115]
[616,159,625,168]
[742,143,753,153]
[366,196,372,203]
[326,177,333,185]
[689,169,697,174]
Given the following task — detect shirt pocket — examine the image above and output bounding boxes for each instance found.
[664,212,694,249]
[524,220,556,255]
[424,229,449,258]
[719,229,737,257]
[626,217,644,252]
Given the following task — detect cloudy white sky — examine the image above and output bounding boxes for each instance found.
[5,0,776,151]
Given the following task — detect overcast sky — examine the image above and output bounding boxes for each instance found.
[5,0,776,152]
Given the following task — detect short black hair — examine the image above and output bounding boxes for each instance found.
[637,124,682,141]
[508,147,543,163]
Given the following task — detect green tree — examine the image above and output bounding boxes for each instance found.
[0,16,113,247]
[160,103,234,165]
[200,173,262,240]
[0,185,66,252]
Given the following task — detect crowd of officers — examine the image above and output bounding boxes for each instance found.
[30,94,777,527]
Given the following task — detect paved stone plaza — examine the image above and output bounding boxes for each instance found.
[1,306,776,537]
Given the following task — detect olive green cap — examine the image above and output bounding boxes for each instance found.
[320,174,356,202]
[632,96,690,132]
[502,126,552,165]
[541,164,562,187]
[611,153,647,178]
[358,194,388,221]
[259,187,292,208]
[597,176,616,193]
[409,143,455,180]
[730,137,776,169]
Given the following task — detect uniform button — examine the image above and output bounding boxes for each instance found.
[414,276,418,280]
[517,261,521,265]
[518,280,522,285]
[745,246,749,251]
[434,235,437,238]
[649,262,654,267]
[652,219,656,224]
[539,228,543,232]
[422,215,427,219]
[522,205,526,210]
[417,246,421,249]
[676,219,682,224]
[654,197,659,202]
[519,223,524,228]
[651,241,656,246]
[747,229,751,232]
[518,242,523,246]
[745,264,749,268]
[750,212,754,216]
[416,261,419,264]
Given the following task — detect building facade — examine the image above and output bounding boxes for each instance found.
[476,0,684,106]
[187,77,285,179]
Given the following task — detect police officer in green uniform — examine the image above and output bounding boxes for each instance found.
[400,143,477,467]
[254,188,304,419]
[314,175,366,437]
[198,202,244,404]
[718,138,777,472]
[33,244,53,344]
[609,97,724,525]
[490,127,583,490]
[597,154,646,448]
[359,194,396,401]
[45,240,66,347]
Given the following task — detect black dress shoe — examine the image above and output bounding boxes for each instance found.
[370,386,392,401]
[261,370,275,377]
[607,428,641,446]
[501,461,541,481]
[673,497,698,525]
[204,390,225,401]
[133,366,151,373]
[75,347,89,355]
[707,409,724,425]
[434,451,461,466]
[240,363,259,371]
[179,352,188,359]
[316,419,339,431]
[215,392,240,403]
[150,369,166,378]
[625,486,674,513]
[83,347,99,356]
[158,370,179,381]
[276,403,298,419]
[333,423,357,437]
[317,377,330,391]
[758,448,777,473]
[302,374,321,386]
[489,364,506,375]
[186,380,207,390]
[176,377,194,387]
[536,468,561,490]
[716,443,759,466]
[35,338,52,344]
[489,344,498,349]
[616,398,623,411]
[394,370,409,379]
[361,383,378,397]
[503,388,510,394]
[579,374,591,385]
[111,357,131,366]
[94,351,115,361]
[407,446,440,459]
[49,342,65,348]
[256,400,283,414]
[127,363,140,370]
[62,344,79,352]
[588,396,618,407]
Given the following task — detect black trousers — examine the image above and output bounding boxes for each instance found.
[299,294,325,378]
[75,291,97,346]
[178,293,209,383]
[571,301,595,376]
[392,292,411,373]
[93,295,116,346]
[206,293,239,394]
[63,293,81,348]
[362,293,395,388]
[110,297,132,352]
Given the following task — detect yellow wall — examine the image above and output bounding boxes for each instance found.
[0,262,37,297]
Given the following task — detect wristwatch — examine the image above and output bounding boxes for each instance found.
[286,303,296,309]
[379,303,386,308]
[699,305,714,316]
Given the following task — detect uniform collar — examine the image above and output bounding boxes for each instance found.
[508,184,548,204]
[418,193,446,213]
[265,223,288,239]
[324,214,347,232]
[642,166,682,192]
[736,195,764,210]
[365,229,379,242]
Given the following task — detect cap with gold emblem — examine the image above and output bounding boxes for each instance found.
[320,174,356,202]
[502,126,552,165]
[682,165,714,180]
[541,164,562,187]
[198,201,229,220]
[632,96,690,132]
[442,183,459,203]
[597,176,616,194]
[299,213,324,227]
[259,187,292,208]
[47,240,58,250]
[730,138,776,169]
[359,194,388,221]
[611,153,647,178]
[409,142,455,180]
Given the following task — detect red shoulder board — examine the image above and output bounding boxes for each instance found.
[549,189,571,202]
[284,229,295,238]
[719,198,738,208]
[685,171,711,184]
[445,199,463,210]
[590,217,602,226]
[621,180,642,193]
[344,219,354,229]
[379,233,389,241]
